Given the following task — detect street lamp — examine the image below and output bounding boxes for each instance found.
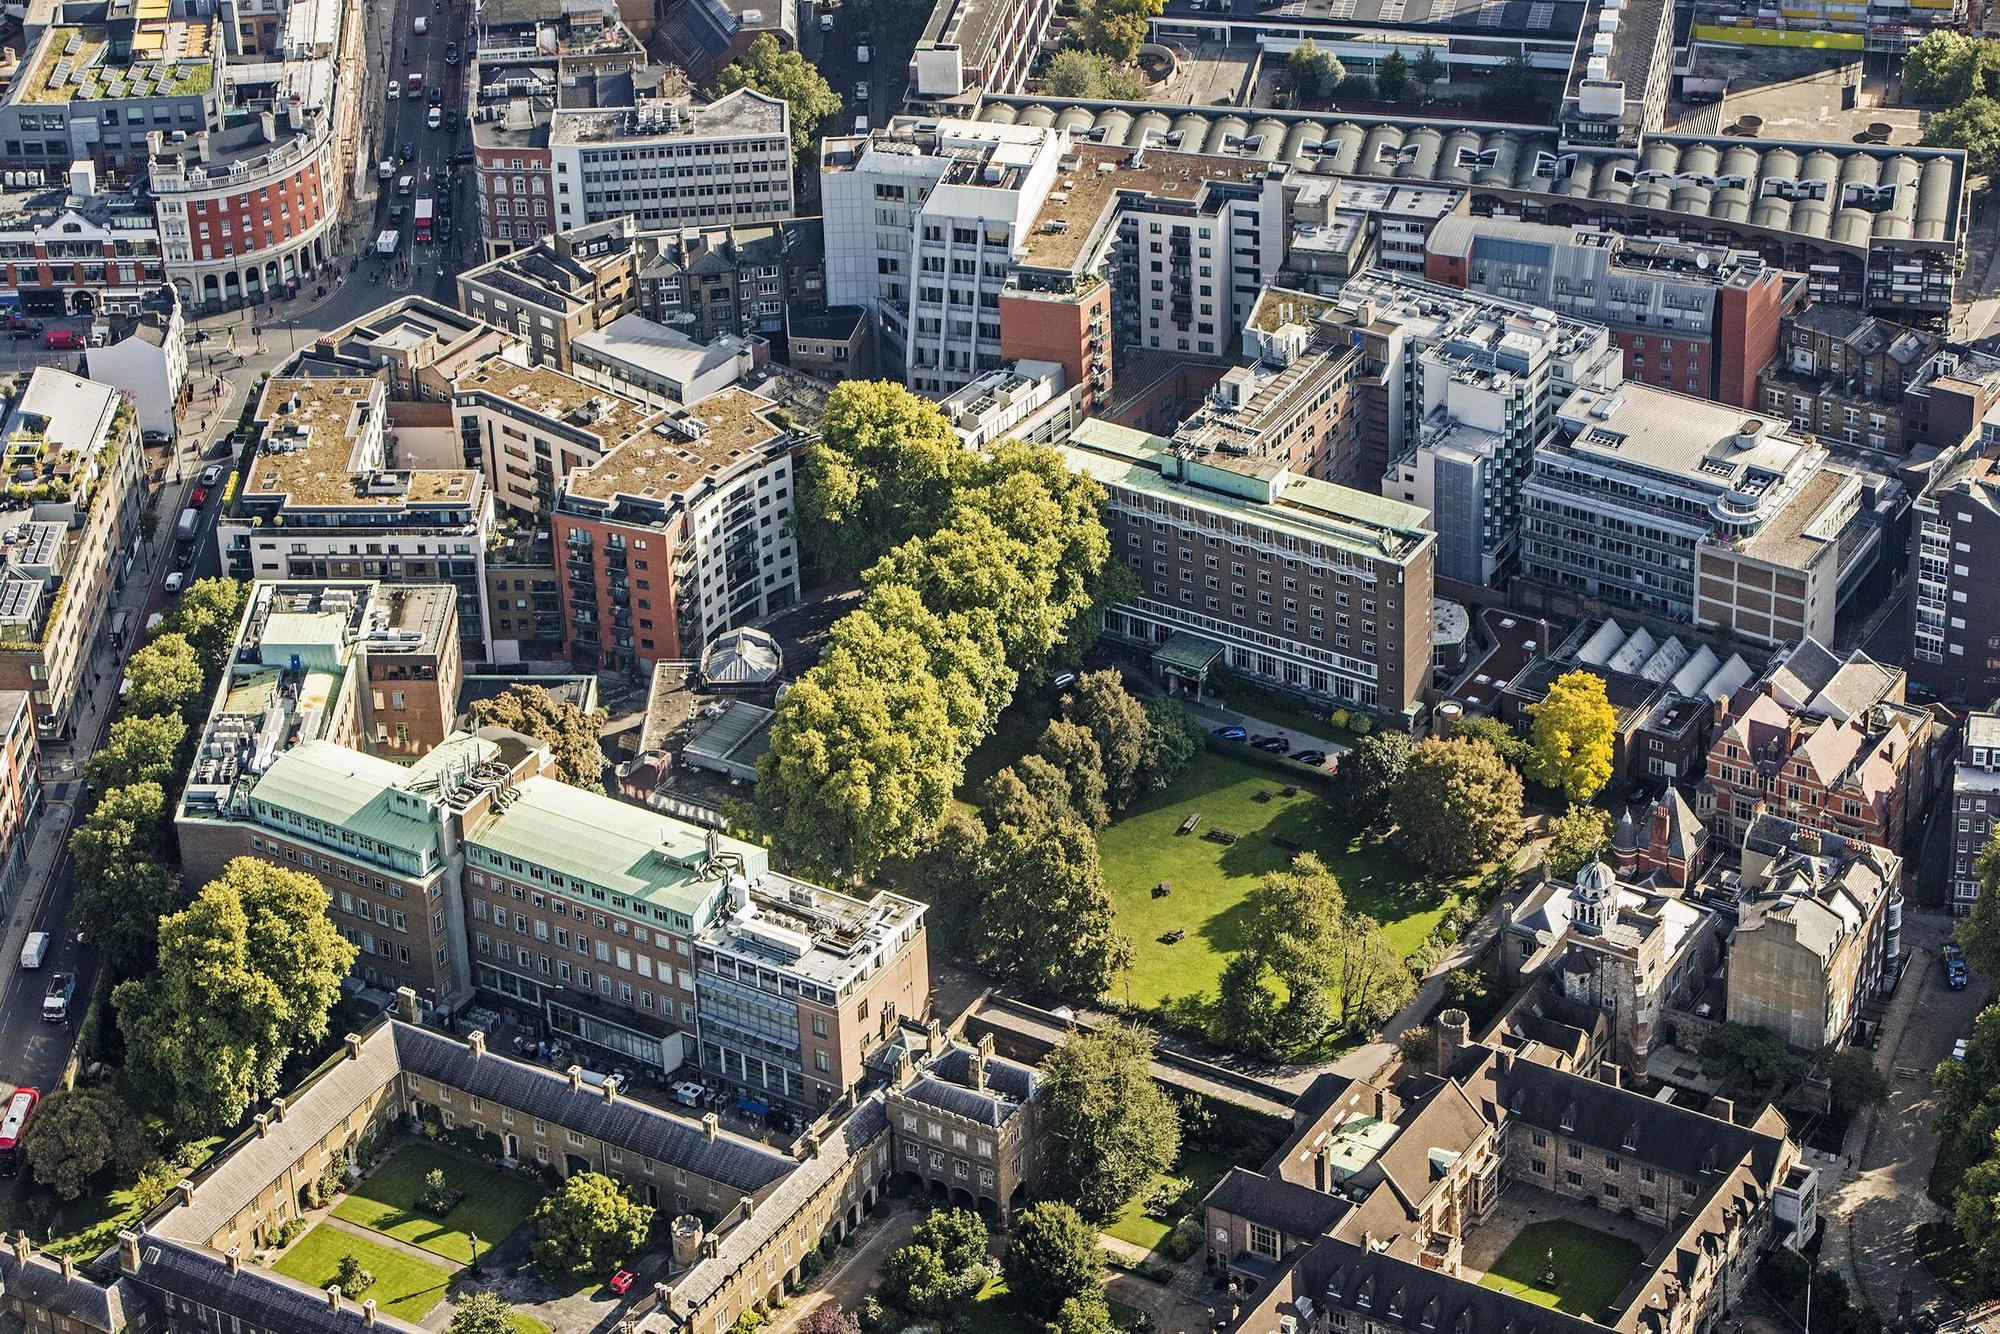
[467,1230,480,1274]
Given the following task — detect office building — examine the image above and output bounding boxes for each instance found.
[1909,446,2000,703]
[1060,414,1436,722]
[570,316,760,408]
[306,297,525,405]
[1281,178,1467,289]
[0,692,40,917]
[221,377,494,652]
[1424,217,1792,410]
[1949,711,2000,915]
[0,13,222,176]
[550,90,793,234]
[1556,0,1673,150]
[456,219,644,371]
[1355,274,1620,585]
[939,360,1085,451]
[0,368,143,738]
[908,0,1058,101]
[1520,383,1884,645]
[554,379,808,671]
[1724,814,1901,1049]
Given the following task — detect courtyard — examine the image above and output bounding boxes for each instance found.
[330,1141,543,1264]
[1461,1193,1655,1320]
[271,1224,456,1323]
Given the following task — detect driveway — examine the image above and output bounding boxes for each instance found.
[1823,911,1988,1321]
[769,1202,918,1332]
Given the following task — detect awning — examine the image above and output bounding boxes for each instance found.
[1154,631,1225,676]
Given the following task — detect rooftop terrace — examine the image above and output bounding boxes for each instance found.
[1021,142,1273,270]
[562,385,787,509]
[247,377,481,512]
[18,19,216,103]
[453,357,663,450]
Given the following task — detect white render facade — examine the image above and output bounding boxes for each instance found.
[550,91,794,234]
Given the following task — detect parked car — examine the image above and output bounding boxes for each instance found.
[1253,737,1290,753]
[386,79,400,98]
[1210,725,1247,740]
[819,11,834,28]
[7,328,32,341]
[854,79,869,101]
[608,1270,637,1296]
[1945,940,1969,989]
[1291,750,1328,766]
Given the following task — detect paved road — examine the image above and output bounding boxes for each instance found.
[1825,912,1987,1321]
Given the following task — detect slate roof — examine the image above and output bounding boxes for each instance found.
[1491,1058,1785,1182]
[0,1247,136,1331]
[901,1045,1038,1128]
[127,1237,429,1334]
[1206,1167,1352,1239]
[389,1025,795,1194]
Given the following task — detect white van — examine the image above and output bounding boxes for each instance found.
[414,14,428,32]
[854,114,869,133]
[397,174,414,196]
[18,931,49,970]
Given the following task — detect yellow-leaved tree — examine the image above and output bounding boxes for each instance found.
[1526,669,1616,802]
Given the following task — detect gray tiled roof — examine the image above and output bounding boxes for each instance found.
[0,1249,137,1330]
[1207,1167,1351,1239]
[129,1237,430,1334]
[389,1025,795,1194]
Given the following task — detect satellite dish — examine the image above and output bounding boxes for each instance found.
[1695,251,1710,270]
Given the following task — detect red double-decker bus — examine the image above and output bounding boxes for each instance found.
[0,1087,38,1176]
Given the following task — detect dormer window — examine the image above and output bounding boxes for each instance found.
[1560,1104,1577,1132]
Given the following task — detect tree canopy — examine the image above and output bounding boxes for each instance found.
[1904,31,2000,103]
[1138,696,1202,793]
[114,859,357,1133]
[1070,0,1163,63]
[1289,39,1344,98]
[1923,97,2000,177]
[70,781,182,975]
[793,381,969,577]
[1043,48,1148,99]
[1039,1024,1180,1219]
[468,684,608,791]
[1062,671,1149,809]
[1002,1202,1106,1320]
[1388,736,1522,874]
[881,1209,990,1317]
[125,632,205,719]
[446,1293,516,1334]
[1526,670,1617,801]
[1545,804,1614,882]
[22,1085,150,1200]
[85,712,188,791]
[1337,730,1415,828]
[164,578,248,674]
[530,1172,652,1280]
[713,34,843,160]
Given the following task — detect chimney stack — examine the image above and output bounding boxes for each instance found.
[1601,1064,1622,1089]
[253,1114,270,1138]
[344,1033,364,1059]
[11,1230,28,1264]
[602,1075,619,1106]
[328,1286,343,1313]
[702,1113,718,1141]
[467,1030,486,1059]
[739,1196,753,1223]
[568,1065,584,1093]
[118,1231,142,1276]
[1435,1007,1471,1071]
[396,987,420,1023]
[270,1096,286,1123]
[363,1299,378,1326]
[175,1180,195,1207]
[225,1247,240,1276]
[59,1254,73,1282]
[972,1033,994,1092]
[1707,1095,1736,1123]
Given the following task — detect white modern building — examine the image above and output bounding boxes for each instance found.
[821,118,1067,396]
[550,90,793,234]
[570,314,759,408]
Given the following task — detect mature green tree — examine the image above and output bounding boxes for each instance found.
[1138,697,1201,793]
[1960,837,2000,979]
[1480,52,1543,107]
[1526,670,1617,802]
[529,1172,652,1280]
[1389,737,1522,874]
[1545,804,1614,882]
[1047,1294,1119,1334]
[22,1086,150,1200]
[1905,30,1980,102]
[881,1208,989,1316]
[1337,730,1415,827]
[469,684,608,791]
[1937,1004,2000,1170]
[166,578,248,674]
[85,713,188,791]
[1376,49,1412,100]
[1448,716,1528,770]
[1412,47,1445,95]
[125,632,205,719]
[754,620,969,882]
[1698,1023,1801,1099]
[841,582,1018,745]
[1071,0,1163,63]
[1924,96,2000,177]
[70,781,181,974]
[1328,908,1415,1033]
[1040,1025,1179,1219]
[714,34,843,160]
[880,1244,955,1318]
[793,381,966,576]
[114,859,358,1133]
[1037,719,1109,830]
[1062,670,1148,810]
[1288,39,1344,97]
[1216,854,1347,1055]
[1002,1202,1105,1320]
[970,766,1129,997]
[446,1292,517,1334]
[1816,1047,1888,1115]
[1045,48,1118,97]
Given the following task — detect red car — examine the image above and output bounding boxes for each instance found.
[191,487,209,506]
[43,329,81,350]
[608,1269,637,1296]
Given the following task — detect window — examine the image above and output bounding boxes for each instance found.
[1248,1223,1279,1259]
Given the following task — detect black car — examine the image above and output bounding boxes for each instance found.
[445,110,461,132]
[427,85,443,106]
[449,148,475,165]
[439,215,454,241]
[1253,737,1290,754]
[445,41,460,63]
[1291,750,1328,767]
[6,328,32,340]
[400,140,415,162]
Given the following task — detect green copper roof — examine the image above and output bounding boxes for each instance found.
[246,739,443,868]
[470,776,762,921]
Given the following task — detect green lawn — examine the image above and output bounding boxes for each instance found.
[1098,754,1455,1011]
[1103,1151,1233,1253]
[331,1143,543,1263]
[34,1138,224,1260]
[508,1314,553,1334]
[1477,1220,1645,1319]
[271,1225,455,1323]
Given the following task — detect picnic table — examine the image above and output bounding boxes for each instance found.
[1179,812,1202,835]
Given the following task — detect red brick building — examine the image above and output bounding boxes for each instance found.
[999,277,1112,416]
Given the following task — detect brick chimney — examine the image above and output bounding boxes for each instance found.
[270,1096,287,1123]
[225,1246,240,1275]
[344,1033,364,1059]
[395,987,420,1023]
[175,1180,195,1207]
[118,1231,142,1276]
[467,1030,486,1059]
[10,1230,28,1264]
[59,1254,74,1282]
[253,1114,270,1138]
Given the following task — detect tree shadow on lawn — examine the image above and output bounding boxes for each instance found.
[1210,800,1448,926]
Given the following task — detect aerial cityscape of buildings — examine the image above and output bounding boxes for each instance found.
[1,0,1999,1326]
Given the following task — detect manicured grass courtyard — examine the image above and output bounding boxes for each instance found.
[1103,1150,1233,1253]
[331,1143,543,1264]
[1097,754,1456,1011]
[1476,1219,1645,1319]
[271,1225,455,1323]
